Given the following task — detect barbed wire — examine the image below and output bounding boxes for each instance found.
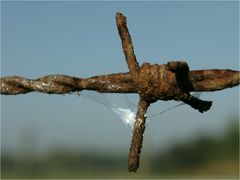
[1,12,239,173]
[0,75,83,95]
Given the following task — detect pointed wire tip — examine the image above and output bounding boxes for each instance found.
[116,12,126,24]
[128,163,138,172]
[116,12,124,17]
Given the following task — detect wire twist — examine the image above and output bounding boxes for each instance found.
[0,75,82,95]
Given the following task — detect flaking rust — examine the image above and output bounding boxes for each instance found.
[0,12,239,172]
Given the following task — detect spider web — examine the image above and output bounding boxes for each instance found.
[77,91,202,130]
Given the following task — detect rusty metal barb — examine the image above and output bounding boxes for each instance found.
[116,12,140,73]
[1,12,239,172]
[128,97,149,172]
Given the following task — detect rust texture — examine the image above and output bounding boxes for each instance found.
[128,98,149,172]
[1,69,239,96]
[116,12,140,73]
[0,12,239,172]
[190,69,239,91]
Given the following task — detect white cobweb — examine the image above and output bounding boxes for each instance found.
[78,91,137,130]
[76,91,202,130]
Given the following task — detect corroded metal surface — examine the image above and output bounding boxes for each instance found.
[0,12,239,172]
[128,98,149,172]
[1,75,82,95]
[116,12,140,73]
[190,69,240,91]
[1,68,239,96]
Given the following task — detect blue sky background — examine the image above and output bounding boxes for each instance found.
[1,1,239,155]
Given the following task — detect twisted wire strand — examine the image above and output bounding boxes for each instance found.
[0,75,83,95]
[1,69,239,95]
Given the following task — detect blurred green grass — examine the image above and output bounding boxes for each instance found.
[1,118,239,179]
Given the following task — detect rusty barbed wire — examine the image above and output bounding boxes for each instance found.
[1,12,239,172]
[0,73,136,95]
[1,75,83,95]
[1,69,239,95]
